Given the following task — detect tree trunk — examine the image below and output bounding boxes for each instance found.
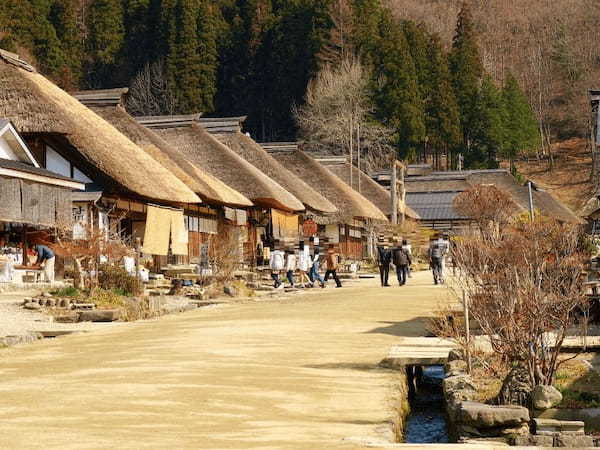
[73,258,85,290]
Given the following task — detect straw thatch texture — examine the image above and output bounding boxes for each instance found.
[323,162,420,220]
[268,150,388,223]
[212,132,337,213]
[84,104,252,207]
[468,172,582,224]
[153,124,305,212]
[0,54,199,204]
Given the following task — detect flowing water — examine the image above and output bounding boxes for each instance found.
[404,365,450,444]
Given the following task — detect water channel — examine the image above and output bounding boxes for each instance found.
[404,365,450,444]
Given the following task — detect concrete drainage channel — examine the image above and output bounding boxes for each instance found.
[381,338,600,447]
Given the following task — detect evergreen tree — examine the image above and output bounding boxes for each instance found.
[85,0,124,87]
[121,0,153,83]
[425,34,462,167]
[501,73,540,172]
[448,3,484,162]
[49,0,83,88]
[470,76,506,168]
[370,14,425,161]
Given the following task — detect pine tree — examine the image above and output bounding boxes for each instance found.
[49,0,83,88]
[448,3,483,159]
[85,0,125,86]
[195,0,219,111]
[501,73,540,172]
[470,76,506,168]
[371,14,425,161]
[425,34,462,168]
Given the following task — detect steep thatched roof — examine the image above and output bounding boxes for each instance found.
[138,117,305,212]
[202,125,336,214]
[317,159,419,220]
[74,90,252,207]
[266,149,388,223]
[0,50,199,204]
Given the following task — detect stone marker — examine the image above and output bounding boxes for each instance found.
[512,434,554,447]
[532,385,563,410]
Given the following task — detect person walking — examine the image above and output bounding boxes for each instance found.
[297,242,312,288]
[324,244,342,288]
[437,234,450,280]
[309,246,325,288]
[33,243,55,283]
[284,249,297,288]
[392,241,411,286]
[428,239,445,285]
[269,245,285,289]
[402,239,413,278]
[376,243,391,287]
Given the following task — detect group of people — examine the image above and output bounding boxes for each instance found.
[376,234,451,286]
[269,242,343,289]
[376,239,413,287]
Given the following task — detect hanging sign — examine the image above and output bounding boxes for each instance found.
[302,219,317,237]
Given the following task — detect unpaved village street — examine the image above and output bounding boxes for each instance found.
[0,272,450,449]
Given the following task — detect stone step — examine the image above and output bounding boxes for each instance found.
[533,418,585,435]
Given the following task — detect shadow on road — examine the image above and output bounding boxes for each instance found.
[364,318,432,337]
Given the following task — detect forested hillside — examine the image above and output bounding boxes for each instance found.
[0,0,597,170]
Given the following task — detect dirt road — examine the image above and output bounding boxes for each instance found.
[0,271,450,449]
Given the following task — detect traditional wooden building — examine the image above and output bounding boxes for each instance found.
[313,155,419,223]
[404,169,581,230]
[197,117,340,250]
[264,144,388,260]
[137,115,306,263]
[74,89,254,264]
[0,50,201,264]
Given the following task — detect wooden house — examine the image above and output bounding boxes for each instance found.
[0,50,201,264]
[74,89,254,265]
[137,115,306,263]
[264,144,388,260]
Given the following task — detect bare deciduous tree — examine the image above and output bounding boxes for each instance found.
[295,58,395,175]
[432,185,590,388]
[126,60,178,117]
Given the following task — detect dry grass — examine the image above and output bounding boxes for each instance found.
[510,138,593,214]
[554,358,600,408]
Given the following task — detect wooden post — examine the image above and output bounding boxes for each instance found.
[463,289,472,374]
[134,237,142,281]
[399,163,405,225]
[528,181,534,222]
[349,117,353,190]
[357,122,361,194]
[22,224,28,266]
[391,160,398,225]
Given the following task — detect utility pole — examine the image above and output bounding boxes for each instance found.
[399,163,405,224]
[349,117,354,190]
[357,122,361,193]
[527,181,534,222]
[391,158,398,225]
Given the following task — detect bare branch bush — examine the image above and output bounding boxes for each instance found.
[126,59,178,117]
[51,217,133,291]
[295,58,395,172]
[432,185,590,389]
[196,223,243,287]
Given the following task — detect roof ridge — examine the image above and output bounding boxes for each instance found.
[0,49,36,72]
[136,114,203,129]
[73,88,129,107]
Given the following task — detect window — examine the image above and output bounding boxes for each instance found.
[45,145,92,183]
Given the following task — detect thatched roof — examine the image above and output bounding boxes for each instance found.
[317,159,419,220]
[138,117,305,212]
[74,90,252,207]
[266,149,388,223]
[0,50,199,204]
[202,125,336,214]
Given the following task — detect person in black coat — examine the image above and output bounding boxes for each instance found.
[392,243,412,286]
[376,244,392,287]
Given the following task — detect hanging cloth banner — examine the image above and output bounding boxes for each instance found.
[142,205,171,256]
[272,209,299,239]
[170,209,188,256]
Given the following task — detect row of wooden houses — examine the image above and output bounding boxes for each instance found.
[0,50,416,276]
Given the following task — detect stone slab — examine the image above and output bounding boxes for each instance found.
[78,309,120,322]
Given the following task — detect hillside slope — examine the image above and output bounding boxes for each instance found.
[510,139,593,215]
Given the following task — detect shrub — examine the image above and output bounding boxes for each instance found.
[87,288,125,308]
[98,264,142,296]
[51,286,81,297]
